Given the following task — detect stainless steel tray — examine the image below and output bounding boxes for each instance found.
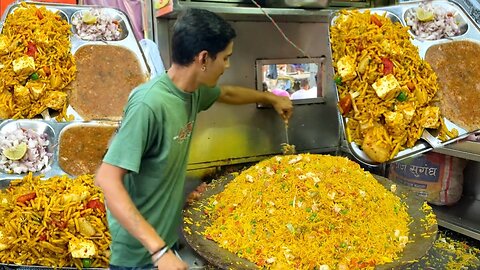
[0,119,118,180]
[0,1,151,121]
[328,0,480,166]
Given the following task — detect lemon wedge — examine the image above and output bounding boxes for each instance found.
[82,11,97,24]
[154,0,170,9]
[3,142,27,161]
[417,8,434,22]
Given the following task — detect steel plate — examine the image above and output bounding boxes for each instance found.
[0,1,151,121]
[328,0,480,166]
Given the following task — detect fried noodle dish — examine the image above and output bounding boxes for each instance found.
[0,2,76,120]
[330,10,456,162]
[202,154,411,269]
[0,173,110,268]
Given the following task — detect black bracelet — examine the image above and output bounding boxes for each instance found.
[150,244,167,256]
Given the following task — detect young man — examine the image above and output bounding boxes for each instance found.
[95,8,292,270]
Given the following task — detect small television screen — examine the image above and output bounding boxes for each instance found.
[256,57,325,105]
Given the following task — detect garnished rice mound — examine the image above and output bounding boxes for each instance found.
[203,154,411,269]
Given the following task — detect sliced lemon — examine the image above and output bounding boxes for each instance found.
[82,11,97,24]
[417,8,434,22]
[3,142,27,161]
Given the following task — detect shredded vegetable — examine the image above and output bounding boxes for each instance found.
[0,127,52,174]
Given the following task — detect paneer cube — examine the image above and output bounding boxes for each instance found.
[402,106,416,124]
[26,82,46,100]
[337,56,357,81]
[381,40,403,56]
[384,111,406,136]
[13,85,31,106]
[384,111,404,128]
[44,91,67,110]
[34,30,50,46]
[395,102,416,124]
[421,106,440,129]
[68,238,96,258]
[372,74,399,100]
[0,35,9,55]
[12,56,35,75]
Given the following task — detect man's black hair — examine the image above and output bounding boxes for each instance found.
[171,8,237,66]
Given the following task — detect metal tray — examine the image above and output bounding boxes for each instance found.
[182,173,438,270]
[0,119,118,180]
[328,0,480,166]
[0,142,111,270]
[0,1,151,121]
[264,0,331,9]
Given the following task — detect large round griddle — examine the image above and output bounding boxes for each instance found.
[182,173,438,269]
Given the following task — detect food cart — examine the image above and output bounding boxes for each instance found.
[0,0,479,268]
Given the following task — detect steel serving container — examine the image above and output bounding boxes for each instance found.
[328,0,480,165]
[0,2,141,268]
[0,1,151,121]
[0,119,118,180]
[0,118,117,269]
[265,0,331,8]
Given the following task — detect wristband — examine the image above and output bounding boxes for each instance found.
[150,245,167,256]
[151,245,169,265]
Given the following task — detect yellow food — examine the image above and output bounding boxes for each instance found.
[330,10,451,162]
[12,56,35,75]
[203,154,411,269]
[82,11,97,24]
[2,142,27,161]
[0,2,76,120]
[416,8,435,22]
[0,173,110,268]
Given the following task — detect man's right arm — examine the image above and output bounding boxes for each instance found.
[94,162,166,253]
[95,163,188,269]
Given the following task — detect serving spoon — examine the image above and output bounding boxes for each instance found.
[281,122,296,155]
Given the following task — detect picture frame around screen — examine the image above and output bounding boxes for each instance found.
[255,57,326,107]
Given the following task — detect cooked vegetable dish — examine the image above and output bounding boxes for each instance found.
[0,2,76,120]
[0,173,110,268]
[201,154,412,269]
[330,10,455,162]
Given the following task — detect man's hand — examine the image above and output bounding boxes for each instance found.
[156,251,188,270]
[218,85,293,123]
[270,95,293,123]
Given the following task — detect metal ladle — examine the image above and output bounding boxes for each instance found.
[281,122,296,155]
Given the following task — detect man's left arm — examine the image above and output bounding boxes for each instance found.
[218,85,293,122]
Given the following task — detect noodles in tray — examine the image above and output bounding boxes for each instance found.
[0,2,76,120]
[202,154,411,269]
[330,10,456,162]
[0,173,110,268]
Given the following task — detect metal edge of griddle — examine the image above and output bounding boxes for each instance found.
[182,172,438,270]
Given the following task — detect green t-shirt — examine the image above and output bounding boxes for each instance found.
[103,73,220,266]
